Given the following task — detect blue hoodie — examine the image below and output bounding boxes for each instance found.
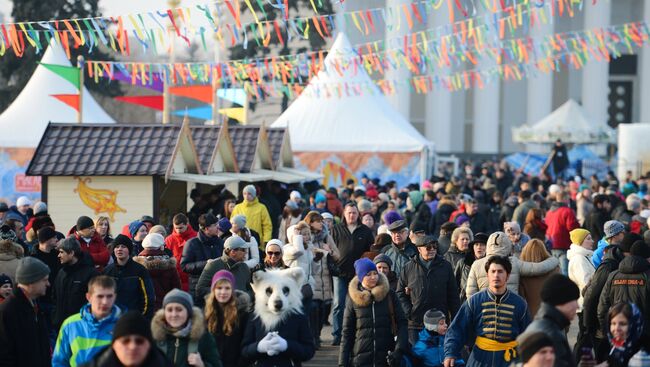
[53,303,121,367]
[413,328,464,367]
[591,238,610,268]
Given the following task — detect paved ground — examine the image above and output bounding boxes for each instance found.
[305,318,579,367]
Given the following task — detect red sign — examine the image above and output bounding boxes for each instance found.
[15,174,41,192]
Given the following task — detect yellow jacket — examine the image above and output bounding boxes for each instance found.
[231,197,273,243]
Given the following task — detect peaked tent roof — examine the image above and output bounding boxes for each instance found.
[0,42,114,148]
[271,33,432,153]
[512,99,615,144]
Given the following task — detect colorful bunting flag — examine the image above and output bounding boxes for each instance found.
[114,96,164,110]
[41,63,80,89]
[169,85,214,104]
[51,94,80,111]
[219,107,246,123]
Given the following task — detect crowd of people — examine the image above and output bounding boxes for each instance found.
[1,160,650,367]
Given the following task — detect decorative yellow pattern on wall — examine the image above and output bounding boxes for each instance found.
[73,177,126,221]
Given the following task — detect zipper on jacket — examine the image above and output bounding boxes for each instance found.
[173,337,180,364]
[372,301,376,367]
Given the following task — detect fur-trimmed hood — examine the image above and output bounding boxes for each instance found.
[348,272,390,307]
[0,240,23,257]
[234,289,252,313]
[133,253,176,271]
[151,306,205,341]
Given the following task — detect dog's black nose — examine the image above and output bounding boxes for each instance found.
[274,300,283,310]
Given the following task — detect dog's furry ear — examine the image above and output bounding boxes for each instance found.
[281,267,304,286]
[251,270,267,288]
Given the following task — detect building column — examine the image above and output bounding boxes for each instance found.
[527,11,554,126]
[384,0,411,120]
[424,3,453,152]
[581,1,611,125]
[640,2,650,122]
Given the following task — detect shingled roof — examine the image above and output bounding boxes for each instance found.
[190,125,222,173]
[266,128,285,167]
[27,123,187,176]
[228,126,260,173]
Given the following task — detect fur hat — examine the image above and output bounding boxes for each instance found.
[231,215,246,229]
[354,258,377,281]
[243,185,257,198]
[16,257,50,285]
[541,274,579,306]
[37,227,57,243]
[142,233,165,249]
[569,229,590,246]
[423,309,446,332]
[163,289,193,317]
[217,217,232,232]
[112,311,153,343]
[76,216,94,231]
[373,254,393,269]
[211,269,236,289]
[518,332,554,363]
[604,220,625,239]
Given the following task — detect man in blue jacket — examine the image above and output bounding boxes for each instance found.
[53,275,121,367]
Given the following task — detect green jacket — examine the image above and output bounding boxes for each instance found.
[151,307,222,367]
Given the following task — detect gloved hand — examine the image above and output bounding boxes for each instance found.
[272,334,288,352]
[257,333,275,354]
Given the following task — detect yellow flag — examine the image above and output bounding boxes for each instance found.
[218,107,246,123]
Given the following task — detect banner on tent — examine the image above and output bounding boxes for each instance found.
[294,151,422,188]
[0,148,41,204]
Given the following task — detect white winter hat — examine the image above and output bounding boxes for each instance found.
[290,190,302,200]
[142,233,165,249]
[16,196,31,207]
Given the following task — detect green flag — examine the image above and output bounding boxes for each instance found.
[39,63,80,90]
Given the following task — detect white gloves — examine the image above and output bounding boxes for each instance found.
[257,332,288,356]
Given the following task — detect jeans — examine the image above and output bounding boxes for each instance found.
[332,276,350,341]
[551,249,568,275]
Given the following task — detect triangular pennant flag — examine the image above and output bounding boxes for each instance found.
[218,107,246,123]
[51,94,80,112]
[173,106,212,120]
[40,63,80,90]
[217,88,247,106]
[115,96,164,111]
[169,85,213,104]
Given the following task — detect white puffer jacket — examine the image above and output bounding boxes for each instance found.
[466,232,559,299]
[567,243,595,311]
[282,225,315,290]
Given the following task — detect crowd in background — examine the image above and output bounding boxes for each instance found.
[1,157,650,366]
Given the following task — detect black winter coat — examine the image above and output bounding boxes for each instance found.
[331,223,374,279]
[53,252,98,329]
[582,245,625,338]
[443,245,466,271]
[597,255,650,334]
[81,345,174,367]
[103,258,155,319]
[433,204,455,237]
[454,251,476,303]
[468,212,489,234]
[339,274,408,367]
[521,303,576,367]
[396,255,460,330]
[583,209,610,242]
[241,311,315,367]
[30,246,61,304]
[180,231,224,297]
[0,288,51,367]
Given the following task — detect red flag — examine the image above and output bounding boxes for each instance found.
[51,94,80,112]
[169,85,213,104]
[115,95,163,110]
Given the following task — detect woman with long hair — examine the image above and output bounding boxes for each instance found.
[94,216,113,245]
[151,289,221,367]
[223,199,236,220]
[606,302,643,367]
[518,239,560,316]
[204,270,251,367]
[523,208,548,242]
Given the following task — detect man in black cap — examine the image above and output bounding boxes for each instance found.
[521,274,580,367]
[597,240,650,340]
[53,237,98,330]
[381,219,418,276]
[181,213,224,302]
[397,235,459,344]
[0,257,51,366]
[103,235,155,320]
[84,310,173,367]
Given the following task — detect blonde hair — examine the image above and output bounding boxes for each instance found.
[205,280,239,336]
[451,227,474,245]
[94,216,111,236]
[519,239,551,263]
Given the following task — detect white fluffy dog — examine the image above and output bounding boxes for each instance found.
[251,267,304,331]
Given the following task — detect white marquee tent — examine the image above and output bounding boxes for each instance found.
[0,42,114,148]
[272,33,434,186]
[512,99,615,144]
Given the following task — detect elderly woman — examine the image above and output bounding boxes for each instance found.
[504,221,531,257]
[443,227,473,270]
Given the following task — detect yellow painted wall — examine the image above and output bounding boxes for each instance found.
[48,176,153,234]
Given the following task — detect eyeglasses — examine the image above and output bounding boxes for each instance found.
[117,336,148,346]
[266,251,281,257]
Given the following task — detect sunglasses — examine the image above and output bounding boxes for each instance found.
[234,248,247,252]
[266,251,281,257]
[422,244,438,250]
[117,336,148,346]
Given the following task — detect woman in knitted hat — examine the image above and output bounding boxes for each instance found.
[151,289,220,367]
[204,270,251,367]
[567,227,596,357]
[339,258,408,367]
[252,240,288,273]
[133,233,181,311]
[230,215,261,269]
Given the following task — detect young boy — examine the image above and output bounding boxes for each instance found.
[413,309,464,367]
[0,274,13,303]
